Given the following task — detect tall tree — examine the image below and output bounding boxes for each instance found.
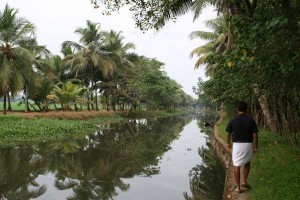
[189,16,231,76]
[0,4,35,114]
[62,20,115,110]
[100,30,136,110]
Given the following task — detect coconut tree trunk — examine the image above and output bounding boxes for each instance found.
[28,101,36,111]
[94,81,99,111]
[3,93,7,115]
[258,94,277,133]
[105,92,109,111]
[253,84,277,133]
[53,103,58,110]
[24,83,29,113]
[7,92,12,111]
[90,92,94,110]
[87,94,90,111]
[219,102,225,122]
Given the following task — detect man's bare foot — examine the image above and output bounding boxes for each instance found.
[241,182,251,188]
[234,186,241,193]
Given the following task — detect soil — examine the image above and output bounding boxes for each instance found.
[4,110,121,119]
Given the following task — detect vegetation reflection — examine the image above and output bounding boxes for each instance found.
[183,113,225,200]
[0,116,190,199]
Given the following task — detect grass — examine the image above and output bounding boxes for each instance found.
[0,102,89,111]
[0,102,28,110]
[218,119,300,200]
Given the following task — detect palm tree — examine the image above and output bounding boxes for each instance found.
[62,20,116,111]
[19,37,51,112]
[0,4,37,114]
[100,30,136,110]
[189,16,231,76]
[47,81,85,110]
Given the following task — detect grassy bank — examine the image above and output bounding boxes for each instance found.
[218,119,300,200]
[0,109,193,147]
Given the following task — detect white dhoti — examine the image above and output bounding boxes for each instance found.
[232,143,253,166]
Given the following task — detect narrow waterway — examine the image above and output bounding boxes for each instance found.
[0,115,224,200]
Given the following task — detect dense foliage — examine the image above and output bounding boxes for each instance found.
[175,0,300,144]
[0,4,194,114]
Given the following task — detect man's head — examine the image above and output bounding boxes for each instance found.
[236,101,247,113]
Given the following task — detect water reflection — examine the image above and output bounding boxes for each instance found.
[0,147,46,199]
[0,116,224,200]
[183,145,225,200]
[0,116,190,199]
[183,112,224,200]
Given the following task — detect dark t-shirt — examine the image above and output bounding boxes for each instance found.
[226,114,259,143]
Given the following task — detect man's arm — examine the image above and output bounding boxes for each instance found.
[227,132,232,149]
[253,132,258,155]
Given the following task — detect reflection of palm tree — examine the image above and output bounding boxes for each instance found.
[4,185,46,200]
[0,148,46,199]
[0,116,192,200]
[49,139,81,154]
[50,117,190,199]
[53,149,130,200]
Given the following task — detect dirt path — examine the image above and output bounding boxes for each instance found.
[4,110,121,119]
[213,125,250,200]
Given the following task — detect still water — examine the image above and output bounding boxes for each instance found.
[0,115,224,200]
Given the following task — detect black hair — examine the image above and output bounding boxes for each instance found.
[236,101,247,112]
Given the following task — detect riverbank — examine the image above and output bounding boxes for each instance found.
[0,109,194,147]
[216,119,300,200]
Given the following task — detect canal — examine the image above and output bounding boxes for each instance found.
[0,115,225,200]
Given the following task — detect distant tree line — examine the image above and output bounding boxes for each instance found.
[0,4,195,114]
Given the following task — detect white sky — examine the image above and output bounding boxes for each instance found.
[1,0,217,98]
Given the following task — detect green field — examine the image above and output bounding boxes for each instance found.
[218,119,300,200]
[0,102,28,111]
[0,102,98,111]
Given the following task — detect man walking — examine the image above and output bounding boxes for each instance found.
[226,101,259,193]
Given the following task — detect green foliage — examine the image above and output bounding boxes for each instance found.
[0,115,96,146]
[193,78,217,110]
[91,0,227,30]
[47,82,85,110]
[127,57,193,110]
[0,3,36,96]
[0,109,192,146]
[192,0,300,140]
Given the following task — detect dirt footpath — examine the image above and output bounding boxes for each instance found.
[212,125,250,200]
[4,110,119,119]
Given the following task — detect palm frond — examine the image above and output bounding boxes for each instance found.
[191,0,209,21]
[190,42,214,58]
[194,53,213,69]
[9,66,24,96]
[189,31,218,41]
[62,41,83,52]
[121,42,135,52]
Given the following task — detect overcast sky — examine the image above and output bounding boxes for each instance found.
[1,0,217,98]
